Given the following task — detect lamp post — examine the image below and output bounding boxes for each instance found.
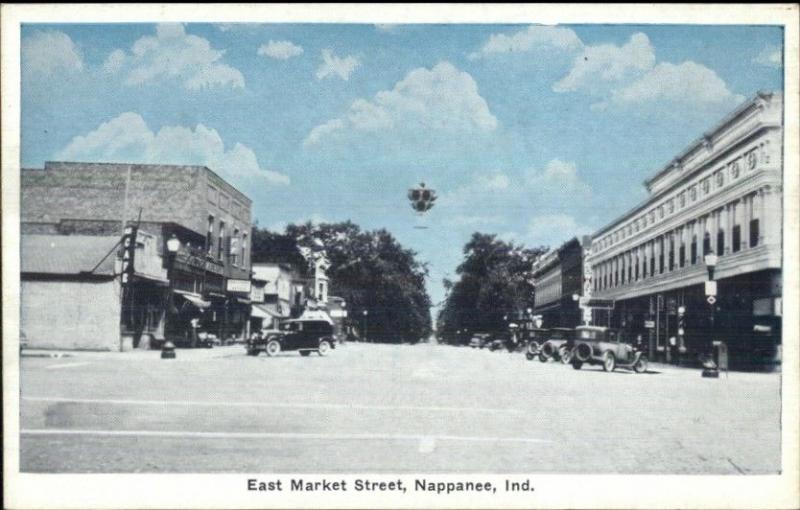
[702,254,719,377]
[362,310,368,343]
[162,234,181,359]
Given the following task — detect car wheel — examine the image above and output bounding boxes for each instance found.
[559,346,572,364]
[603,351,616,372]
[300,350,311,357]
[538,352,548,362]
[265,339,281,357]
[318,340,331,356]
[525,352,535,361]
[571,360,582,370]
[634,356,648,373]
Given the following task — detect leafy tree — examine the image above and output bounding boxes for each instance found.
[253,221,432,343]
[437,233,547,344]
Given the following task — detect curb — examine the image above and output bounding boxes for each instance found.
[20,351,74,359]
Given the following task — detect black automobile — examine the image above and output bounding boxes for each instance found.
[246,318,335,357]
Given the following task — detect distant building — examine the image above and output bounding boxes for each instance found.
[531,237,588,329]
[21,161,253,349]
[585,92,783,367]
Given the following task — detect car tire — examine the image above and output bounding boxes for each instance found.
[571,360,582,370]
[300,350,311,357]
[559,346,572,364]
[525,352,535,361]
[318,340,331,356]
[603,351,616,372]
[634,356,648,373]
[538,352,548,362]
[265,339,281,357]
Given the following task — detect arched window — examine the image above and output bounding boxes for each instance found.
[703,232,711,256]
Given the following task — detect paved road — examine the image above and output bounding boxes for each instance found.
[19,343,780,474]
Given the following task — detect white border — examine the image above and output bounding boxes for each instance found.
[2,4,799,509]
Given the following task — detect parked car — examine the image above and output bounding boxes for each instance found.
[523,328,550,360]
[469,333,491,349]
[570,326,648,372]
[246,318,335,357]
[538,327,575,364]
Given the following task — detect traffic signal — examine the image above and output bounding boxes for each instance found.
[120,225,138,284]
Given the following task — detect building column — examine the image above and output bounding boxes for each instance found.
[709,210,718,255]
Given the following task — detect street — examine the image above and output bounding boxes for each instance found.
[20,343,780,474]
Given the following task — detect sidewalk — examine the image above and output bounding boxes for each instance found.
[20,345,244,361]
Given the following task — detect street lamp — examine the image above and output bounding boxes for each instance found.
[702,254,719,377]
[162,234,181,359]
[362,310,368,343]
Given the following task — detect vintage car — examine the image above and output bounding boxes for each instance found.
[246,317,335,357]
[570,326,648,372]
[523,327,551,360]
[469,333,492,349]
[538,328,576,364]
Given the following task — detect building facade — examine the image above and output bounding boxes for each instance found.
[585,92,783,367]
[532,237,588,329]
[21,161,253,348]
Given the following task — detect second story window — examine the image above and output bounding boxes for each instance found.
[231,228,240,266]
[241,233,248,268]
[218,221,225,261]
[207,216,214,254]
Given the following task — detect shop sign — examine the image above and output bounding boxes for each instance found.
[227,279,252,293]
[644,320,655,329]
[330,310,348,318]
[704,281,717,296]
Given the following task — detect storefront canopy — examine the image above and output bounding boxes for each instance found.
[174,290,211,309]
[250,304,278,320]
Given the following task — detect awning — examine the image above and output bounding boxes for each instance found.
[251,304,277,320]
[293,309,334,325]
[174,289,211,309]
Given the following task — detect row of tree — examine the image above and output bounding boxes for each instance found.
[251,221,432,343]
[436,233,548,344]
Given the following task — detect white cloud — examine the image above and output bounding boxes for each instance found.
[258,40,304,60]
[525,213,594,247]
[305,61,497,146]
[754,45,782,68]
[102,49,126,74]
[525,159,592,198]
[56,112,289,185]
[553,32,655,93]
[316,49,360,81]
[601,61,745,109]
[107,23,244,90]
[22,30,83,77]
[469,25,583,59]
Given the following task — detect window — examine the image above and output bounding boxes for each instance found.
[659,248,664,274]
[703,232,711,255]
[628,262,632,282]
[231,228,240,265]
[717,230,725,256]
[218,221,225,260]
[690,186,697,202]
[716,171,724,187]
[691,236,697,265]
[650,256,655,277]
[679,244,685,268]
[207,216,214,254]
[702,179,710,195]
[732,225,741,253]
[668,244,674,271]
[750,219,760,248]
[635,258,639,280]
[241,233,248,267]
[679,192,685,208]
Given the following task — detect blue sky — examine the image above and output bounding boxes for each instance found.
[20,23,784,309]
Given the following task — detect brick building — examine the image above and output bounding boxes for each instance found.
[21,161,253,349]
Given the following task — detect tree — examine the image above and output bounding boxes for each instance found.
[253,221,432,343]
[437,233,547,344]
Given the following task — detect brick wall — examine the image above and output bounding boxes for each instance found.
[21,278,122,351]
